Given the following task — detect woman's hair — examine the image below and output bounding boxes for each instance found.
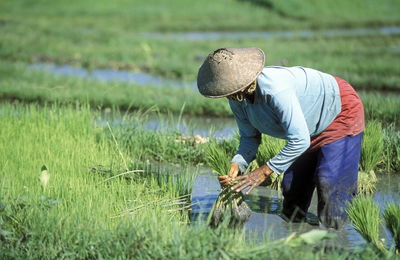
[227,80,257,102]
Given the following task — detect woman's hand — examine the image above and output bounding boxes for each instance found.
[231,164,273,195]
[218,162,240,187]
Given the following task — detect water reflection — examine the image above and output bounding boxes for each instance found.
[191,173,400,249]
[245,192,283,214]
[28,63,197,89]
[142,26,400,41]
[97,113,238,139]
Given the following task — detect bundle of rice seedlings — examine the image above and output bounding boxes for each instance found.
[356,121,384,195]
[257,135,286,163]
[360,120,384,174]
[383,203,400,254]
[205,141,251,228]
[255,135,286,191]
[358,171,378,194]
[346,195,387,254]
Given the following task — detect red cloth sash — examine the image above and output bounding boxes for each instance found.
[309,77,365,150]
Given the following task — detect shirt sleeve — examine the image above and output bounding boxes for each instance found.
[229,101,261,173]
[266,89,310,174]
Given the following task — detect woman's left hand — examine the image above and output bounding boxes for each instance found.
[231,164,273,195]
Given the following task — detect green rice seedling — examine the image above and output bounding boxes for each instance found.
[205,141,231,175]
[360,120,384,174]
[111,109,209,166]
[257,135,287,162]
[205,141,251,228]
[0,103,390,258]
[1,0,400,85]
[218,133,240,157]
[255,135,286,191]
[346,195,387,255]
[361,91,400,126]
[382,125,400,173]
[383,203,400,254]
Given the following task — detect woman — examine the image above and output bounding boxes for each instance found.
[197,48,364,229]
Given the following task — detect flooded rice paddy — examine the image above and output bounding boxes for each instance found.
[191,173,400,249]
[108,111,400,249]
[23,53,400,250]
[117,112,400,249]
[27,26,400,91]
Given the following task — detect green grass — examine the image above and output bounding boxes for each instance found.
[1,0,398,36]
[361,91,400,125]
[1,0,400,256]
[0,0,299,33]
[0,103,193,257]
[251,0,400,28]
[0,63,230,117]
[1,34,399,89]
[1,103,384,258]
[0,0,399,88]
[1,54,400,121]
[111,109,210,166]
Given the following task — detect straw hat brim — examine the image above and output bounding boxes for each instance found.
[197,48,265,98]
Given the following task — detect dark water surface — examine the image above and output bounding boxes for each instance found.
[191,173,400,249]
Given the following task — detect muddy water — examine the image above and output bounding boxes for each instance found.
[191,173,400,249]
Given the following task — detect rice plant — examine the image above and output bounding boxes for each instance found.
[357,121,384,194]
[255,135,286,191]
[205,140,251,227]
[346,196,387,255]
[256,135,286,163]
[382,125,400,173]
[360,120,384,174]
[0,103,392,258]
[383,203,400,254]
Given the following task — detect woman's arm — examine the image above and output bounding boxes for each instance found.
[229,100,261,173]
[267,89,310,174]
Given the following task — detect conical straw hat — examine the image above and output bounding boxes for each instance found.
[197,48,265,98]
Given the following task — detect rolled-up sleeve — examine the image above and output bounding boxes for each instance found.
[267,90,310,174]
[229,101,261,173]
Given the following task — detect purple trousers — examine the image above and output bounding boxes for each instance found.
[281,133,363,229]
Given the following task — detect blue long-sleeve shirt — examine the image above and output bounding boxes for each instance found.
[230,66,341,174]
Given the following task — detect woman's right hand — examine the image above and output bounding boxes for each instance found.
[218,162,240,187]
